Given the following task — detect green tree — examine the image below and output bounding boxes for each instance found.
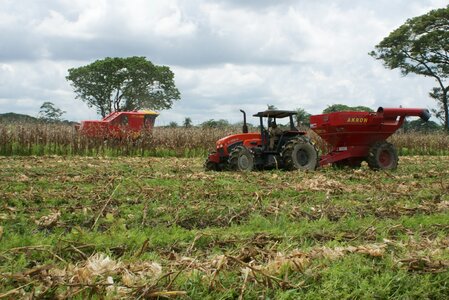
[38,101,65,122]
[403,119,441,133]
[201,119,230,129]
[183,117,193,128]
[323,104,374,114]
[168,121,178,128]
[370,5,449,131]
[430,87,447,124]
[66,57,180,118]
[295,108,311,127]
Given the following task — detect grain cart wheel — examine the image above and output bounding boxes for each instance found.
[367,141,398,170]
[282,137,319,171]
[228,146,255,171]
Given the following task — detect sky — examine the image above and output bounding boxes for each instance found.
[0,0,447,126]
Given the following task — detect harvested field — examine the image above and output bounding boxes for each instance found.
[0,156,448,299]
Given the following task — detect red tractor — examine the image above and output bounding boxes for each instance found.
[205,107,430,171]
[75,110,159,139]
[205,109,319,171]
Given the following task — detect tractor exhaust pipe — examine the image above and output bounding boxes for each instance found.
[240,109,248,133]
[377,107,431,122]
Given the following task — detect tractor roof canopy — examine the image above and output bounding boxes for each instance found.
[253,110,297,118]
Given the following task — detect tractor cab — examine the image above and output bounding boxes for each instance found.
[252,110,303,152]
[205,109,319,171]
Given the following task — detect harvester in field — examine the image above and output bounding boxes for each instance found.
[75,110,159,139]
[204,107,430,171]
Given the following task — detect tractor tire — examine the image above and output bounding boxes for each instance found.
[228,146,255,172]
[367,141,398,170]
[204,152,222,171]
[282,137,319,171]
[204,159,219,171]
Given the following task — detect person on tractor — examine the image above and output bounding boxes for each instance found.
[268,122,283,149]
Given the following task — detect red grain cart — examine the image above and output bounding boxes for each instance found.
[75,110,159,139]
[310,107,430,170]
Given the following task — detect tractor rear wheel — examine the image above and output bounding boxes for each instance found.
[228,146,255,171]
[367,141,398,170]
[282,137,319,171]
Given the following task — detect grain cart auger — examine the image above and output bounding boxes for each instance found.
[310,107,431,170]
[204,109,319,171]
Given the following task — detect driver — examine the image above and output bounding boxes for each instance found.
[269,122,283,149]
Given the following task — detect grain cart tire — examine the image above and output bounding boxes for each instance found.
[228,146,255,171]
[367,141,398,170]
[282,137,319,171]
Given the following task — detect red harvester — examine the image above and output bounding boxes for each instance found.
[205,107,430,171]
[75,110,159,139]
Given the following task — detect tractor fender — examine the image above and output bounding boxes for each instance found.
[243,138,261,149]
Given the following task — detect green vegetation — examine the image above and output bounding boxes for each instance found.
[66,56,180,118]
[370,5,449,131]
[0,156,448,298]
[403,119,442,133]
[0,113,40,124]
[38,101,66,123]
[200,119,230,129]
[322,104,374,113]
[295,108,311,128]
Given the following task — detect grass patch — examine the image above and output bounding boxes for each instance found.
[0,155,448,298]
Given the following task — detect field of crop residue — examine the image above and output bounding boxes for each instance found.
[1,156,448,299]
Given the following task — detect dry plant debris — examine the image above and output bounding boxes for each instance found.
[0,155,448,298]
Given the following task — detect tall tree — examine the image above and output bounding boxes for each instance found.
[183,117,193,128]
[66,57,181,117]
[370,5,449,131]
[295,108,311,127]
[38,101,65,122]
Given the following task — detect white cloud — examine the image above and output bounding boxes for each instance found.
[35,9,97,39]
[0,0,447,125]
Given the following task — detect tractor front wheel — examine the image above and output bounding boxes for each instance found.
[367,142,398,170]
[228,146,255,171]
[282,137,319,171]
[204,151,223,171]
[204,159,220,171]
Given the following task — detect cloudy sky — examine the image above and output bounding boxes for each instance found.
[0,0,447,125]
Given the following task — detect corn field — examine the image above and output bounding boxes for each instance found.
[0,123,448,157]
